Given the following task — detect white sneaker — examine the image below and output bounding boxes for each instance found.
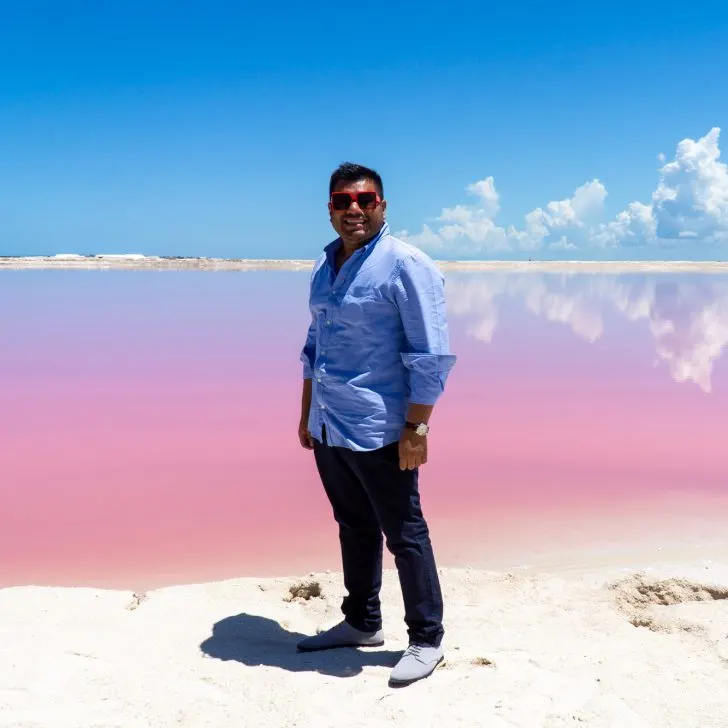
[389,643,444,686]
[297,620,384,652]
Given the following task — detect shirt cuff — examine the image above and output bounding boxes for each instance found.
[301,350,314,379]
[401,352,457,404]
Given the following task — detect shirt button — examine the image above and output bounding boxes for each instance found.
[316,377,321,382]
[326,320,331,325]
[320,404,325,409]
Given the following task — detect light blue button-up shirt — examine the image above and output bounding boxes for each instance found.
[300,222,457,451]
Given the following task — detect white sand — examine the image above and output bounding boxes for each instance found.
[2,560,728,728]
[2,255,728,272]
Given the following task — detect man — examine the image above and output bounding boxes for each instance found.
[296,162,456,688]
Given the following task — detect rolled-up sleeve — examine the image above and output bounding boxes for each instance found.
[392,254,457,404]
[300,260,320,379]
[300,318,316,379]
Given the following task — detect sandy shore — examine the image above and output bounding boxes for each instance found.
[2,560,728,728]
[2,255,728,273]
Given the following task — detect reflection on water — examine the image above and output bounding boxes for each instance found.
[0,269,727,589]
[446,272,728,392]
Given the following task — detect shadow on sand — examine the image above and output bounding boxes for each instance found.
[199,612,402,678]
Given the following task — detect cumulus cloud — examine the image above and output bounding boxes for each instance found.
[652,128,728,242]
[398,128,728,256]
[445,272,728,392]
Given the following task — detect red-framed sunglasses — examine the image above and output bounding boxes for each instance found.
[329,190,382,211]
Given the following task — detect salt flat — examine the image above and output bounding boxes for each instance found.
[2,560,728,728]
[2,255,728,273]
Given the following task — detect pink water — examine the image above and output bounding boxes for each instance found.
[2,270,727,589]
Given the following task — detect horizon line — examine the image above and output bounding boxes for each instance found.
[2,254,728,273]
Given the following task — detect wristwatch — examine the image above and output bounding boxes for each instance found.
[405,421,430,436]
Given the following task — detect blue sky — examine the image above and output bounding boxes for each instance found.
[1,1,727,260]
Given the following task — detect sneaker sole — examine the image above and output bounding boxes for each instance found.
[387,655,444,687]
[297,640,385,653]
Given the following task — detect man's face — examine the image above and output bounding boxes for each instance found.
[329,178,387,247]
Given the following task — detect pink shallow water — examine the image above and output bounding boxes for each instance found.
[1,270,728,589]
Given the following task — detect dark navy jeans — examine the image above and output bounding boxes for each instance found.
[312,425,444,647]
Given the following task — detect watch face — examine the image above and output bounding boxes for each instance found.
[416,424,428,436]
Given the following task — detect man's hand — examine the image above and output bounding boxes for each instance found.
[399,429,427,470]
[298,419,314,450]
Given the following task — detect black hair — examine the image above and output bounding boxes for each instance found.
[329,162,384,198]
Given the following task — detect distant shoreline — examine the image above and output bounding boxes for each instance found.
[1,254,728,273]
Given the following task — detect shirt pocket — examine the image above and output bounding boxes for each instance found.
[338,288,391,325]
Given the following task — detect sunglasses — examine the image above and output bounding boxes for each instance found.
[329,190,381,211]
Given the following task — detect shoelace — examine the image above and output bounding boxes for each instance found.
[405,644,425,658]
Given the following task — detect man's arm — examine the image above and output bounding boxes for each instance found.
[298,321,316,449]
[300,319,316,381]
[392,253,456,468]
[392,253,457,413]
[406,401,434,425]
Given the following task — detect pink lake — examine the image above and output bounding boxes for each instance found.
[2,269,728,590]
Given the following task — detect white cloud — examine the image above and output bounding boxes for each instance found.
[652,127,728,243]
[465,176,501,217]
[445,272,728,392]
[398,128,728,256]
[592,201,656,248]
